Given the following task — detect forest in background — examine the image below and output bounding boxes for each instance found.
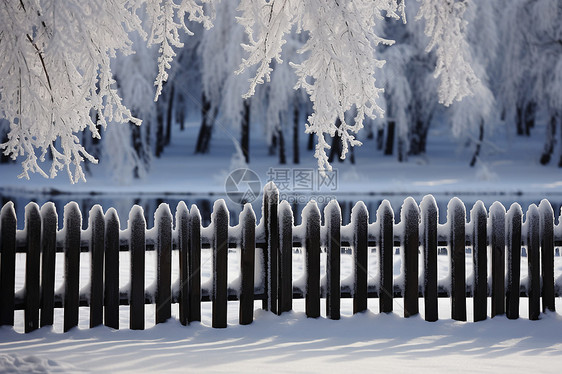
[1,0,561,183]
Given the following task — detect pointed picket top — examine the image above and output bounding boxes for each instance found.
[470,200,486,222]
[376,199,394,223]
[176,201,189,225]
[240,202,256,223]
[420,195,438,217]
[154,203,173,229]
[212,199,230,225]
[1,201,16,220]
[190,204,202,222]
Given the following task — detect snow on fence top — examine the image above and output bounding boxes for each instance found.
[0,184,561,333]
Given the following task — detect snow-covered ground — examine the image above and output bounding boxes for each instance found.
[1,299,562,373]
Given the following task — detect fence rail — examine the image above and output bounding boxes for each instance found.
[0,183,561,333]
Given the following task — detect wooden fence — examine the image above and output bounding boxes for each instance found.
[0,183,560,333]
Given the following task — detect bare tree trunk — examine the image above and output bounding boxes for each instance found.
[328,119,343,163]
[176,91,186,131]
[293,102,300,164]
[195,93,214,154]
[470,120,484,167]
[307,133,314,151]
[241,101,250,163]
[155,103,165,158]
[516,104,524,136]
[384,121,395,156]
[164,85,174,147]
[524,101,536,136]
[376,127,384,151]
[278,128,286,164]
[540,115,557,165]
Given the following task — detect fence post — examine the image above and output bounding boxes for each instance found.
[448,198,466,322]
[40,203,57,328]
[64,202,81,332]
[263,183,279,314]
[352,202,368,314]
[471,201,487,322]
[212,200,228,328]
[278,200,293,314]
[490,202,506,318]
[304,201,320,318]
[325,201,341,320]
[539,200,555,312]
[176,202,189,326]
[527,205,540,320]
[402,198,419,318]
[156,204,172,324]
[506,203,522,319]
[104,208,120,329]
[240,204,256,325]
[0,202,16,327]
[420,196,438,322]
[377,201,394,314]
[129,206,146,330]
[24,203,41,333]
[188,205,202,323]
[89,205,105,328]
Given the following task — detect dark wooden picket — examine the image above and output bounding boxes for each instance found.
[0,202,16,327]
[490,202,505,318]
[239,204,255,325]
[527,205,540,321]
[353,202,368,315]
[188,205,202,323]
[305,202,320,318]
[24,203,41,333]
[156,204,172,324]
[89,205,105,328]
[104,208,120,329]
[472,201,487,322]
[129,206,146,330]
[421,196,438,322]
[2,184,561,333]
[449,198,466,322]
[263,183,279,314]
[506,203,522,319]
[278,201,293,314]
[176,202,189,326]
[377,201,393,314]
[539,200,555,313]
[63,202,81,332]
[212,200,228,328]
[325,201,341,320]
[402,198,419,318]
[40,203,57,328]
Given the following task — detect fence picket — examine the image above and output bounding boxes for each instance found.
[304,201,320,318]
[212,200,228,328]
[278,201,293,314]
[24,203,41,332]
[129,206,146,330]
[325,201,341,320]
[377,201,394,314]
[449,198,466,321]
[527,205,540,320]
[40,203,57,328]
[188,205,202,323]
[0,202,16,327]
[156,204,172,324]
[539,200,555,312]
[402,198,419,318]
[176,202,189,326]
[490,202,506,318]
[240,204,256,325]
[63,202,81,332]
[420,196,438,322]
[506,203,522,319]
[471,201,487,322]
[104,208,120,329]
[263,183,279,314]
[352,202,368,314]
[89,205,105,328]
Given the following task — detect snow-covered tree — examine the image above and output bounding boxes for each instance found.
[1,0,481,181]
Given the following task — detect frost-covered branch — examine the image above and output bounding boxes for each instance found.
[416,0,479,106]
